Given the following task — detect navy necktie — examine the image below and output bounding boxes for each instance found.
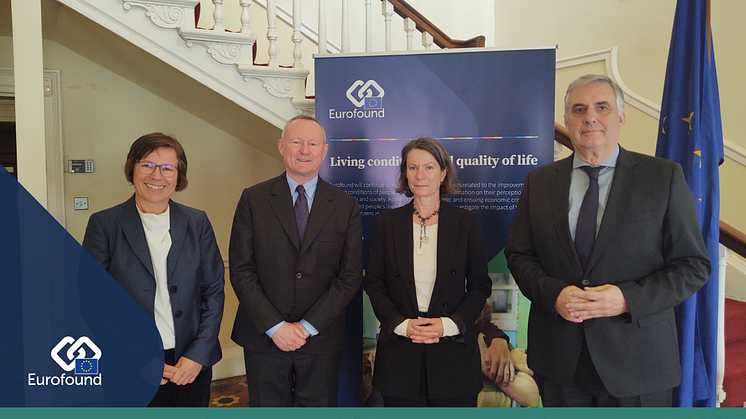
[575,166,604,271]
[294,184,309,244]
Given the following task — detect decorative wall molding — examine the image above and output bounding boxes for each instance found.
[179,27,257,65]
[557,47,746,169]
[290,97,315,116]
[237,65,309,99]
[122,0,198,29]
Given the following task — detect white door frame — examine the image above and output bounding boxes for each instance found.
[0,67,66,227]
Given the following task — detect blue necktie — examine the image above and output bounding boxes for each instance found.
[575,166,603,271]
[294,184,309,244]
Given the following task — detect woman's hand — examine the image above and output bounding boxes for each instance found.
[171,356,203,385]
[161,363,177,385]
[406,317,443,344]
[481,338,515,386]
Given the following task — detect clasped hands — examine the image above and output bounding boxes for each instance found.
[271,321,312,352]
[406,317,444,344]
[161,356,203,386]
[555,284,629,323]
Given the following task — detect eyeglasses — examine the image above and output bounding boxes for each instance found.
[137,161,178,178]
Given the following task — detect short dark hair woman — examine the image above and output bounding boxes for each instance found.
[364,137,491,406]
[83,133,224,406]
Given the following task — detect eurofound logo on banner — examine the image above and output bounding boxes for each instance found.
[28,336,103,386]
[329,79,386,120]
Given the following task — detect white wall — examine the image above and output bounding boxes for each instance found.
[493,0,746,235]
[0,34,285,361]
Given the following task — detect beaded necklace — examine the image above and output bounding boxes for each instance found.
[413,203,440,255]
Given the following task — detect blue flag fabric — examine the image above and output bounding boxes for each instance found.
[655,0,724,407]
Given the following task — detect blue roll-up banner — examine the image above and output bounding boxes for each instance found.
[316,47,556,406]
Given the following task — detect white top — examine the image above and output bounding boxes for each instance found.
[393,223,459,338]
[137,205,175,350]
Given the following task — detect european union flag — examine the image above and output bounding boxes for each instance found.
[655,0,724,407]
[364,97,382,110]
[75,358,98,375]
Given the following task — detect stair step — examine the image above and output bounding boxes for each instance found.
[722,339,746,407]
[725,298,746,344]
[178,27,257,65]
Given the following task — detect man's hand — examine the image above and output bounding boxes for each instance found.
[289,322,311,339]
[566,284,629,321]
[406,317,443,344]
[161,363,177,385]
[481,338,515,386]
[554,285,587,322]
[271,322,307,351]
[171,356,203,385]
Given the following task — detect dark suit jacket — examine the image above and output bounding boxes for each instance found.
[229,174,363,355]
[505,147,710,398]
[82,196,225,369]
[364,201,492,400]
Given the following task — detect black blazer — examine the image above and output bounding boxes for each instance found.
[229,174,363,355]
[364,201,492,400]
[82,196,225,369]
[505,147,710,397]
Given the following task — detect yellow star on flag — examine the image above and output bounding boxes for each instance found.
[683,112,694,130]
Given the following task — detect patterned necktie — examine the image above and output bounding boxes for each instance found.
[575,166,604,271]
[294,184,309,244]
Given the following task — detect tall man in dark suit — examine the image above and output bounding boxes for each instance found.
[229,115,363,407]
[505,75,711,407]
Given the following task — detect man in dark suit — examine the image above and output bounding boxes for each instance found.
[229,115,363,407]
[505,74,711,407]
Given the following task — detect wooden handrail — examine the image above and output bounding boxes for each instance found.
[385,0,486,49]
[554,124,746,260]
[720,221,746,260]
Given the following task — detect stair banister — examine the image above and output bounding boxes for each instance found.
[318,0,327,54]
[239,0,251,34]
[266,0,278,67]
[292,0,303,69]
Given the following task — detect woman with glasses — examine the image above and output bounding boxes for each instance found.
[82,133,224,406]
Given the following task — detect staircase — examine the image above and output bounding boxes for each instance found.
[56,0,475,131]
[723,298,746,407]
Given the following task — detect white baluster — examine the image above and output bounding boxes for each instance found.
[239,0,252,34]
[318,0,327,53]
[292,0,303,69]
[554,140,563,162]
[341,0,349,53]
[212,0,225,31]
[382,0,393,51]
[422,31,433,50]
[404,17,415,51]
[365,0,372,52]
[717,244,728,406]
[267,0,278,67]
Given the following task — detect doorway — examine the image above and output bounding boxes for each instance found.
[0,121,16,180]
